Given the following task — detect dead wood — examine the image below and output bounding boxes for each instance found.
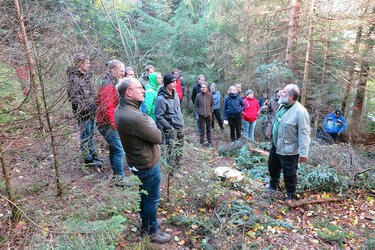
[288,198,343,208]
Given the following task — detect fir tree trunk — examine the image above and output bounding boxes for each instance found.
[351,64,369,135]
[300,0,316,106]
[341,27,362,116]
[285,0,301,75]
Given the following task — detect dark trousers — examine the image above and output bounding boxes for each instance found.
[268,144,299,197]
[212,109,224,130]
[165,128,184,174]
[227,114,242,142]
[198,116,212,144]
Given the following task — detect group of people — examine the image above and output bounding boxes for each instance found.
[67,54,187,244]
[66,53,348,243]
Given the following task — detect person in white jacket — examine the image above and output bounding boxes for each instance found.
[267,84,310,203]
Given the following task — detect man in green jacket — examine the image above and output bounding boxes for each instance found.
[267,84,310,203]
[115,78,171,244]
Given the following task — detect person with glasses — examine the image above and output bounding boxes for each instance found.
[267,84,310,203]
[115,78,171,244]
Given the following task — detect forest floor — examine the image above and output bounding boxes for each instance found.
[1,109,375,249]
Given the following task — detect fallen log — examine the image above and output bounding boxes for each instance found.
[288,198,343,208]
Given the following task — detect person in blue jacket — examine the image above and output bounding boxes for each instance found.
[223,85,245,142]
[323,109,347,143]
[210,83,226,133]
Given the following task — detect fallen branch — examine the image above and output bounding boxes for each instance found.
[288,198,343,208]
[248,145,269,156]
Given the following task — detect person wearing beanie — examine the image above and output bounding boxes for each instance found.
[323,109,347,144]
[195,83,215,147]
[242,90,260,140]
[155,73,184,175]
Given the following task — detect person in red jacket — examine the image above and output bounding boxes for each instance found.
[172,68,183,102]
[242,90,260,140]
[97,60,126,178]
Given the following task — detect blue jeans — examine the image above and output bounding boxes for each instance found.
[78,119,97,161]
[243,120,256,140]
[132,163,161,234]
[98,126,125,177]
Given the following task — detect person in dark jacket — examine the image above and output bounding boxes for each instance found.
[96,60,126,177]
[323,109,347,143]
[258,92,270,108]
[155,74,184,175]
[139,65,155,87]
[265,88,282,140]
[195,83,214,146]
[191,75,205,134]
[115,78,171,244]
[178,73,185,100]
[210,83,225,133]
[223,85,245,142]
[67,53,102,167]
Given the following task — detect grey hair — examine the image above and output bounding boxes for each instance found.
[227,85,237,94]
[118,77,137,98]
[197,75,204,80]
[107,60,123,71]
[285,84,300,101]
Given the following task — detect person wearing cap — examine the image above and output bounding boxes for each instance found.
[115,77,171,244]
[323,109,347,143]
[265,88,282,140]
[210,83,226,133]
[67,53,103,167]
[242,90,260,140]
[155,74,184,175]
[195,83,214,146]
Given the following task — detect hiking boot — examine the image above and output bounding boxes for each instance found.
[92,154,104,162]
[266,185,281,191]
[85,159,102,167]
[149,230,171,244]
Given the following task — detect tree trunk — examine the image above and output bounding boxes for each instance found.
[313,16,331,137]
[300,0,315,106]
[0,143,21,222]
[351,64,369,135]
[244,1,251,88]
[341,27,362,116]
[285,0,301,75]
[13,0,45,131]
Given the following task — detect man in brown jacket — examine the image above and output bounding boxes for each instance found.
[195,83,214,146]
[115,78,171,244]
